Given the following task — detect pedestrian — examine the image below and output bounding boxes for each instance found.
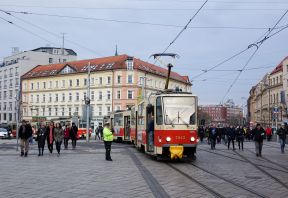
[276,123,288,154]
[95,123,103,140]
[103,122,113,161]
[227,125,236,150]
[18,120,33,157]
[47,121,55,154]
[265,126,272,141]
[251,123,265,157]
[70,123,78,149]
[198,126,205,143]
[54,123,64,157]
[209,124,217,150]
[236,125,245,151]
[63,124,70,149]
[36,123,47,156]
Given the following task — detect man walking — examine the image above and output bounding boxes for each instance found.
[70,123,78,149]
[209,124,217,150]
[18,120,32,157]
[227,125,236,150]
[252,123,265,157]
[103,122,113,161]
[47,121,55,154]
[277,123,288,153]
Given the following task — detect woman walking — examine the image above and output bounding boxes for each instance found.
[47,121,55,154]
[103,122,113,161]
[36,123,47,156]
[236,126,245,151]
[54,123,64,157]
[64,124,70,149]
[70,123,78,149]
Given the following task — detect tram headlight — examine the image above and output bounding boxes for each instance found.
[190,137,195,142]
[166,137,171,142]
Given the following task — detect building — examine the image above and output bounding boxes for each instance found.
[0,47,77,126]
[198,104,243,125]
[21,54,192,127]
[248,56,288,127]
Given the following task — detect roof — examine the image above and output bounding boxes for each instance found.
[22,54,191,84]
[270,56,288,75]
[32,47,77,56]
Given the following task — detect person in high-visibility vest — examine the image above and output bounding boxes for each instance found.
[103,122,113,161]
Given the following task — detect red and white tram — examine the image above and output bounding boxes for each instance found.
[135,91,198,160]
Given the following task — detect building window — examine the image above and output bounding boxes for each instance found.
[62,107,65,116]
[68,107,72,116]
[91,91,95,100]
[62,93,65,101]
[69,80,73,87]
[75,106,79,114]
[84,92,87,100]
[55,107,58,116]
[49,58,53,63]
[98,106,102,116]
[76,79,80,86]
[36,82,39,90]
[91,78,94,85]
[117,75,121,84]
[99,91,102,100]
[36,95,39,103]
[49,108,52,116]
[127,58,133,70]
[99,77,102,85]
[107,91,111,100]
[107,76,111,84]
[43,82,46,89]
[49,81,52,89]
[127,90,133,99]
[76,92,79,101]
[31,83,34,90]
[42,107,45,116]
[49,94,52,102]
[55,81,59,88]
[30,95,33,103]
[127,75,133,84]
[43,94,46,102]
[62,80,65,88]
[107,106,111,114]
[68,93,72,101]
[84,78,87,86]
[9,90,12,99]
[117,90,121,99]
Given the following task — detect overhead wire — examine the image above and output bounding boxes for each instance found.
[0,9,277,30]
[0,15,57,46]
[0,9,103,57]
[220,9,288,103]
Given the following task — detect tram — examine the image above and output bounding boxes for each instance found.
[135,90,198,160]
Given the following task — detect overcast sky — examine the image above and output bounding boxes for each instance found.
[0,0,287,106]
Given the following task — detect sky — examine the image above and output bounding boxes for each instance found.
[0,0,287,106]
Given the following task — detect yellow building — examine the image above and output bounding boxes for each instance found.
[21,54,192,126]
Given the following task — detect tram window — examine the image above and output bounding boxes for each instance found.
[190,113,195,125]
[156,97,163,125]
[138,103,144,125]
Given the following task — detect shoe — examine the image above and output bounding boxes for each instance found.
[24,152,28,157]
[20,152,24,157]
[38,154,41,156]
[107,158,112,161]
[256,154,259,157]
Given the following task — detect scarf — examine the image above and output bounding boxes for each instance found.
[49,126,53,144]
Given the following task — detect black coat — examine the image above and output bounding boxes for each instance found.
[252,127,265,142]
[70,126,78,140]
[18,124,32,139]
[37,128,47,147]
[209,127,218,140]
[277,127,287,140]
[227,127,236,140]
[236,128,245,141]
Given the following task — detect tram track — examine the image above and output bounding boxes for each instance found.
[199,148,288,174]
[234,150,288,191]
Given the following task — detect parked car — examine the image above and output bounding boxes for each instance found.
[0,128,9,139]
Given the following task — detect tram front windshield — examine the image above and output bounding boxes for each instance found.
[163,96,196,125]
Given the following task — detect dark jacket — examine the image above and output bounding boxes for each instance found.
[209,127,218,140]
[18,124,33,139]
[236,128,245,141]
[252,127,265,142]
[37,127,47,147]
[70,125,78,140]
[277,127,287,140]
[227,127,236,140]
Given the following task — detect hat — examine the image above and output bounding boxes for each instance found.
[21,120,27,123]
[256,123,261,127]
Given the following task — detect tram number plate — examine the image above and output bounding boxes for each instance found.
[175,136,186,140]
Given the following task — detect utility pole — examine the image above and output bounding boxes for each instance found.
[61,33,66,55]
[86,62,91,142]
[15,91,20,151]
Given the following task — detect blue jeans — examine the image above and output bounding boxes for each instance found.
[280,139,286,153]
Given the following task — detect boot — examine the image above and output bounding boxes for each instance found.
[42,148,44,156]
[24,152,28,157]
[38,148,41,156]
[20,151,24,157]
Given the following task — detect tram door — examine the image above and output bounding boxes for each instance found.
[124,116,130,140]
[146,105,154,152]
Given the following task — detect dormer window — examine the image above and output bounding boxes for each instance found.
[126,57,133,70]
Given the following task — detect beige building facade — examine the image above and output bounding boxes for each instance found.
[21,54,192,127]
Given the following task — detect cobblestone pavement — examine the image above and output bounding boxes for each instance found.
[0,139,288,198]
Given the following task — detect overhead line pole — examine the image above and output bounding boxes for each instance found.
[86,62,91,143]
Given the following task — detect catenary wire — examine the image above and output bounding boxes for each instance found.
[0,9,278,30]
[0,15,57,46]
[0,10,103,57]
[220,9,288,103]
